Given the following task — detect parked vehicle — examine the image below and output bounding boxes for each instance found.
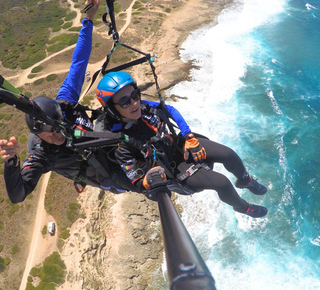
[48,222,55,236]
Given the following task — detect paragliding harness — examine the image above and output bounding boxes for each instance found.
[82,0,210,197]
[0,77,120,193]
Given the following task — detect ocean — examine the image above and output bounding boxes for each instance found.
[166,0,320,289]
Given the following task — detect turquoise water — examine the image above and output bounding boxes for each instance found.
[167,0,320,288]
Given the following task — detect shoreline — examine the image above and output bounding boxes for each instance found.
[133,0,234,98]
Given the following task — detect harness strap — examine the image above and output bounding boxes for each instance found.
[178,163,211,181]
[86,152,111,179]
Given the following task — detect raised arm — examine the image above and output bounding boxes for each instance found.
[56,0,100,104]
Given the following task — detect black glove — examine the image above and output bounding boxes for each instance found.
[143,166,167,189]
[184,133,206,163]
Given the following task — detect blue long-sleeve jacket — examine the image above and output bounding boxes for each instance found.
[142,100,191,137]
[56,18,93,104]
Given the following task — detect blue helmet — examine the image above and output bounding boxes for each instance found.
[96,71,136,107]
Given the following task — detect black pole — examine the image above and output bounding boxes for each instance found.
[156,190,216,290]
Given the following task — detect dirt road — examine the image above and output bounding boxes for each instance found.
[19,172,58,290]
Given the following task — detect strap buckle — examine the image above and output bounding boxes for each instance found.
[186,164,199,176]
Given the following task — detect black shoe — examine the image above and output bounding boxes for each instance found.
[242,204,268,218]
[235,177,267,195]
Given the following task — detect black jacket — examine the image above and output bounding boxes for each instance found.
[4,103,134,203]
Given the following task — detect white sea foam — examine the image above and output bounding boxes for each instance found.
[162,0,320,289]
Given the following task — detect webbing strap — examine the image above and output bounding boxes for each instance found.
[178,163,211,181]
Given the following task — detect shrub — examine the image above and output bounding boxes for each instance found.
[46,74,57,82]
[27,251,66,288]
[31,66,44,73]
[42,225,48,236]
[68,26,81,32]
[28,74,37,79]
[59,230,70,240]
[65,11,77,21]
[11,244,19,255]
[3,114,13,121]
[7,204,20,217]
[4,257,11,266]
[0,257,5,273]
[62,22,72,29]
[34,78,45,86]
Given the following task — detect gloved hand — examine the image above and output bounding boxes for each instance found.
[143,166,167,189]
[184,133,206,163]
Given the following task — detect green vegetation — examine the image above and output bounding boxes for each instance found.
[42,225,48,236]
[67,203,81,223]
[0,257,5,273]
[47,34,78,53]
[65,11,77,21]
[28,74,37,79]
[19,149,28,163]
[7,203,20,217]
[31,66,44,73]
[62,22,73,29]
[34,79,45,86]
[11,244,19,255]
[81,95,94,106]
[46,74,58,82]
[4,257,11,266]
[59,229,70,240]
[0,0,68,69]
[26,252,66,289]
[0,113,13,121]
[68,26,82,32]
[19,135,28,144]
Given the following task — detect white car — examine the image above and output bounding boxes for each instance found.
[48,222,55,236]
[85,70,90,76]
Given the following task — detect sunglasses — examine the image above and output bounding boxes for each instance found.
[33,121,60,133]
[113,89,140,109]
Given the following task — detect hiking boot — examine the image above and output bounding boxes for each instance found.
[235,177,267,195]
[245,204,268,218]
[234,204,268,218]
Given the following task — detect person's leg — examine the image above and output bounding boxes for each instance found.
[181,165,249,211]
[176,163,267,217]
[198,138,267,195]
[198,138,247,179]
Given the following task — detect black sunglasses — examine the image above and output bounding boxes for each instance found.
[113,89,140,109]
[33,121,60,133]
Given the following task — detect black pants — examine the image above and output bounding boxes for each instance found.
[176,138,249,212]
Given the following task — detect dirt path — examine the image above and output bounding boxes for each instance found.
[19,172,58,290]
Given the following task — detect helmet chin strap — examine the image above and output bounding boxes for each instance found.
[106,105,122,122]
